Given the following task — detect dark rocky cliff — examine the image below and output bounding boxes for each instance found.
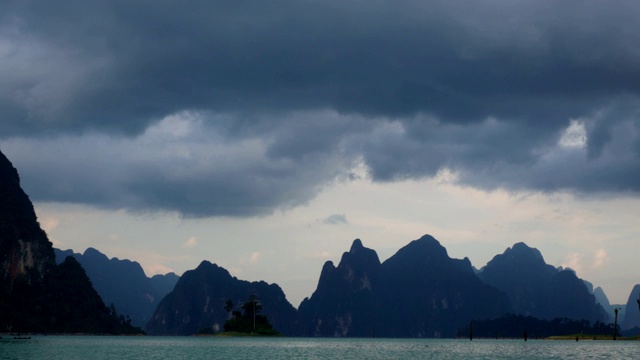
[0,149,141,333]
[298,239,382,336]
[0,150,55,285]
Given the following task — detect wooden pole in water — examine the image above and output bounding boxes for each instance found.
[614,308,618,341]
[469,321,473,341]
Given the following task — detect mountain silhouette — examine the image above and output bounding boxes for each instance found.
[146,260,297,335]
[54,247,179,327]
[621,284,640,331]
[478,242,607,323]
[299,235,511,337]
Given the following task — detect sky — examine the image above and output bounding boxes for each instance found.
[1,0,640,308]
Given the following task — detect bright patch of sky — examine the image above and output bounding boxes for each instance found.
[559,120,587,148]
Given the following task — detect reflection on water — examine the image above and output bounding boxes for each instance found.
[1,336,639,360]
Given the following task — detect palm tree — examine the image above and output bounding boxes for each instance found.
[242,295,262,332]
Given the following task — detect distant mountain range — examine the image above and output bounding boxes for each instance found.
[2,147,638,337]
[298,236,511,337]
[54,247,179,328]
[145,235,622,337]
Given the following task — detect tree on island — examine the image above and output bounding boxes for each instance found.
[223,295,279,335]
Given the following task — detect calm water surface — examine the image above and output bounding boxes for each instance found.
[1,336,639,359]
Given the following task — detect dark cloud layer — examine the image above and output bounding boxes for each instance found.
[1,1,640,216]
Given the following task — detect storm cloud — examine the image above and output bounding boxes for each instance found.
[2,0,640,217]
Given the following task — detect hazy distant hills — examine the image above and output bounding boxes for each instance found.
[298,236,512,337]
[478,242,608,324]
[146,260,298,335]
[54,248,179,328]
[583,279,615,322]
[118,234,626,337]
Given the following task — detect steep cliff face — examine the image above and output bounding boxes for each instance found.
[298,235,512,337]
[146,261,298,335]
[0,150,55,285]
[0,149,141,334]
[298,239,382,336]
[478,242,608,323]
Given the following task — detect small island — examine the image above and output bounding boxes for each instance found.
[197,295,280,336]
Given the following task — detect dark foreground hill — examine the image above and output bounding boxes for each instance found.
[55,247,179,328]
[0,149,141,334]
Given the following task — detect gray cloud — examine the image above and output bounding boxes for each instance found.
[322,214,348,225]
[3,1,639,133]
[1,113,358,217]
[2,0,640,216]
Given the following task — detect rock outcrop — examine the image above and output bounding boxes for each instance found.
[0,150,55,285]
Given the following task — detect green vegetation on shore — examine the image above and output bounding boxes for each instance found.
[196,295,281,336]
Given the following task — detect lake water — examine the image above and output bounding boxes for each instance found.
[1,336,639,359]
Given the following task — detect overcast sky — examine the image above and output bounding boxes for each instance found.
[2,0,640,307]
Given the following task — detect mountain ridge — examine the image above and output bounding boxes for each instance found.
[478,242,608,323]
[298,235,512,337]
[54,247,179,328]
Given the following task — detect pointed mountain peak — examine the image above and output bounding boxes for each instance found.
[350,239,364,252]
[196,260,215,270]
[340,239,381,268]
[0,150,20,184]
[417,234,438,242]
[193,260,233,279]
[405,234,448,256]
[382,234,457,272]
[482,242,551,274]
[83,247,109,261]
[505,242,545,262]
[322,260,336,272]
